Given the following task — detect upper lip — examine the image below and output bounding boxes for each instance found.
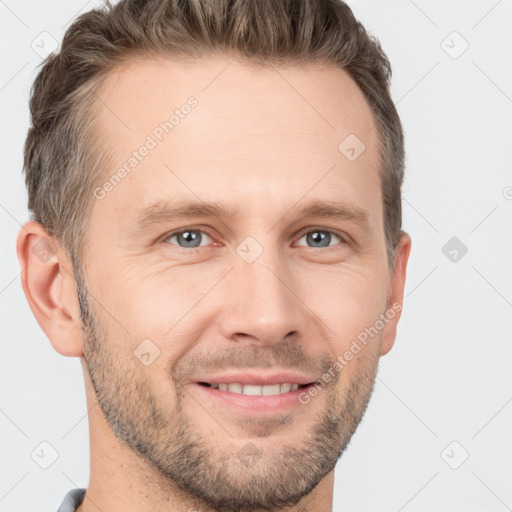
[194,370,319,386]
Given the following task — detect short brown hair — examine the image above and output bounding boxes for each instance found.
[24,0,404,273]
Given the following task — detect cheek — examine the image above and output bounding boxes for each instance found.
[304,264,388,349]
[99,264,222,365]
[102,261,191,321]
[92,245,388,369]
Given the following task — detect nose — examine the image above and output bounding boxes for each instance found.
[218,249,305,347]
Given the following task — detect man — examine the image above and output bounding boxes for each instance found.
[17,0,411,510]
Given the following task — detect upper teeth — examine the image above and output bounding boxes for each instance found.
[210,383,300,395]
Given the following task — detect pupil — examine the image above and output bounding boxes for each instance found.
[308,231,330,247]
[179,231,200,247]
[176,231,331,248]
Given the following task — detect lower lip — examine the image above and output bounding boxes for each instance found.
[192,383,313,414]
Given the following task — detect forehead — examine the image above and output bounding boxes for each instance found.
[95,54,377,147]
[89,55,381,229]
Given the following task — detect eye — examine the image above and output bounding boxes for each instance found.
[164,229,212,249]
[160,227,347,251]
[296,229,345,248]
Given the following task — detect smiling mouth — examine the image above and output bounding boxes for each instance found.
[198,382,313,396]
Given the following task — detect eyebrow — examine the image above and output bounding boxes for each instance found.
[133,198,371,233]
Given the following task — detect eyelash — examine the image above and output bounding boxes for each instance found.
[161,227,348,250]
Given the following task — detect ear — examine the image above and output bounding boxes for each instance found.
[380,231,412,356]
[16,221,84,357]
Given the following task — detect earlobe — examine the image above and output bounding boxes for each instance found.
[380,231,412,356]
[16,221,84,357]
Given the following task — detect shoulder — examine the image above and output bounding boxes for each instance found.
[56,488,86,512]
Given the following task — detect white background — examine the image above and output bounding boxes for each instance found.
[1,1,511,511]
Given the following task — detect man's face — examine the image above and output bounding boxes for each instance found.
[79,56,399,510]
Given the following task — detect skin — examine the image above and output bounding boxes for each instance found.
[17,55,411,512]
